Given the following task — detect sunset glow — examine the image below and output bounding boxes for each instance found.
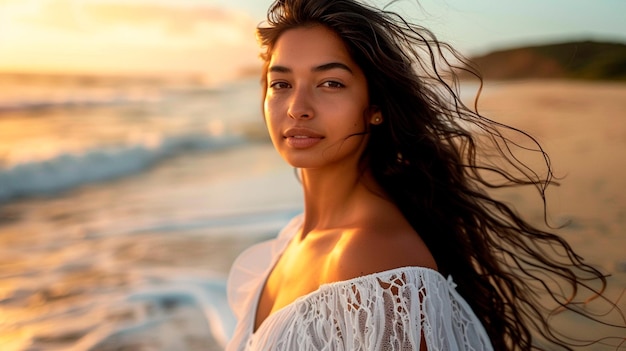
[0,0,260,82]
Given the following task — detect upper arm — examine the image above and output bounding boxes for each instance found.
[328,226,438,283]
[320,222,437,350]
[332,269,431,350]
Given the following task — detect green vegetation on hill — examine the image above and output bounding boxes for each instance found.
[465,40,626,81]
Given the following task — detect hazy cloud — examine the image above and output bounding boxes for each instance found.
[18,0,254,40]
[0,0,260,78]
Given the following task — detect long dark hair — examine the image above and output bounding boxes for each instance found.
[257,0,625,349]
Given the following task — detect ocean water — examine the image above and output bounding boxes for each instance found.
[0,73,304,350]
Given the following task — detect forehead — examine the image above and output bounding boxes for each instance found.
[269,25,355,67]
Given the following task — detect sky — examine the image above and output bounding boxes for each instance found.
[1,0,625,83]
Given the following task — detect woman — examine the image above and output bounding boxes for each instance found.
[226,0,624,350]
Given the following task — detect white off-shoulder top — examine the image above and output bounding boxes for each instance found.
[226,215,494,351]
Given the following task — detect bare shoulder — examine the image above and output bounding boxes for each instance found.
[327,212,438,282]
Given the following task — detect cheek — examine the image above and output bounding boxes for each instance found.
[263,95,275,124]
[263,93,270,120]
[342,106,368,130]
[263,99,282,139]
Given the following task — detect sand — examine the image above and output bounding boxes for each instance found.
[468,80,626,348]
[473,80,626,269]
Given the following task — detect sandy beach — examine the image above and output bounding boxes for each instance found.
[476,80,626,270]
[472,80,626,347]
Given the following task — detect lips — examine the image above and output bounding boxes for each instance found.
[283,127,324,149]
[284,127,323,138]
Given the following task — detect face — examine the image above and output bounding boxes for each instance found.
[263,25,381,170]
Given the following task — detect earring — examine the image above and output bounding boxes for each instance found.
[374,117,381,124]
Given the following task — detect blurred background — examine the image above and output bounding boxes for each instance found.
[0,1,625,350]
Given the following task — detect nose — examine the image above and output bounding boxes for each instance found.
[287,86,314,120]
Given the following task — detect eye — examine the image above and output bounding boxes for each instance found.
[320,80,345,89]
[269,81,290,90]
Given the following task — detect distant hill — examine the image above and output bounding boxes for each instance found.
[463,40,626,81]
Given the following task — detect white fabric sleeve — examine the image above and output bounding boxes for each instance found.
[252,268,493,351]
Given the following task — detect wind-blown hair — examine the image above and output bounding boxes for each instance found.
[257,0,625,349]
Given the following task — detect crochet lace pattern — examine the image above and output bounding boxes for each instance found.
[227,216,493,351]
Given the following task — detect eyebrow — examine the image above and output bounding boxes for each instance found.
[268,62,353,74]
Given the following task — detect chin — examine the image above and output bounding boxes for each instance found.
[283,157,318,169]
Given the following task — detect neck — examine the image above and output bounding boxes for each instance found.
[299,161,382,235]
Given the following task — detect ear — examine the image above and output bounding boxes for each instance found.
[369,106,383,125]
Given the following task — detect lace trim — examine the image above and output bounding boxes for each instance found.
[247,267,493,351]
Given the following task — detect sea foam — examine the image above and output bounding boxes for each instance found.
[0,133,244,203]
